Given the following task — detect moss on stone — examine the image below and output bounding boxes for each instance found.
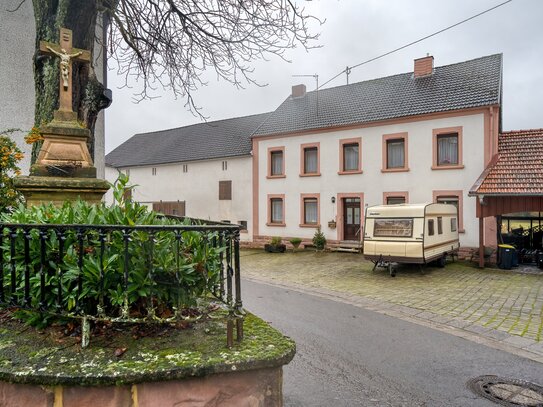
[0,313,295,386]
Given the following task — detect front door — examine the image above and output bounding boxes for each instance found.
[343,198,361,240]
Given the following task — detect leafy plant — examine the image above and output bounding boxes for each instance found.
[0,130,24,212]
[289,237,302,249]
[0,174,228,323]
[312,227,326,250]
[270,236,282,246]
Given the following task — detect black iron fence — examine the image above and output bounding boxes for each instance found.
[0,222,243,347]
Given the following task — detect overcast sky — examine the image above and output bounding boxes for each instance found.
[105,0,543,153]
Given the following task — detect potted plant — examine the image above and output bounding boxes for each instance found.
[312,227,326,251]
[265,236,287,253]
[289,237,302,251]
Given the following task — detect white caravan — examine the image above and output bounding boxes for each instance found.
[363,203,460,276]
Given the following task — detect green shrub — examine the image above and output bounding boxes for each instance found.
[270,236,282,246]
[0,174,226,320]
[312,227,326,250]
[289,238,302,249]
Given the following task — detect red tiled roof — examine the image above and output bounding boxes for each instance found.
[470,129,543,195]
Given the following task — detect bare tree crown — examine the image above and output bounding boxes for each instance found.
[99,0,322,111]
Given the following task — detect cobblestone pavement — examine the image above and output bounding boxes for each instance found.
[240,249,543,360]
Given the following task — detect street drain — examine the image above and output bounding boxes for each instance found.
[467,376,543,406]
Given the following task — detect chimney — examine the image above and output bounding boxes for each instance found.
[291,84,306,98]
[414,55,434,78]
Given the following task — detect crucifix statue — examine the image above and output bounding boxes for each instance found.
[39,28,91,113]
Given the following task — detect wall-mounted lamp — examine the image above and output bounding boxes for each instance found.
[331,197,336,204]
[478,195,485,205]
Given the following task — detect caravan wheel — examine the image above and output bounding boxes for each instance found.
[388,263,396,277]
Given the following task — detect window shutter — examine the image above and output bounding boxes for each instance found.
[219,180,232,200]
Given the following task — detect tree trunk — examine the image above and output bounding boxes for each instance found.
[31,0,107,164]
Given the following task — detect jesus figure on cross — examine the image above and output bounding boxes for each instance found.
[45,46,83,90]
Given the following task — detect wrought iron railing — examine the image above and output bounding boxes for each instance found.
[0,222,243,347]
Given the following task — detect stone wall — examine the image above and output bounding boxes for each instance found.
[0,367,284,407]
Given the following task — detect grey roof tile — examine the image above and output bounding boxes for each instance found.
[105,112,270,168]
[253,54,502,136]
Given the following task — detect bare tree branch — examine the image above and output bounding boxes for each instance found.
[98,0,322,115]
[6,0,26,13]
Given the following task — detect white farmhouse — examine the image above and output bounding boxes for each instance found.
[106,54,503,253]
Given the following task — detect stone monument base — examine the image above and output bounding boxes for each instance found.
[0,367,284,407]
[13,176,110,207]
[0,313,295,407]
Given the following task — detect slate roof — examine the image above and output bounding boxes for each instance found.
[253,54,502,137]
[105,112,270,168]
[470,129,543,195]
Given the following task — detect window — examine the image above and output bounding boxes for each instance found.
[386,196,406,205]
[383,192,408,205]
[436,196,458,208]
[428,219,435,236]
[270,197,284,224]
[437,217,443,234]
[182,164,188,173]
[451,218,457,232]
[382,133,408,172]
[339,138,362,173]
[303,198,318,225]
[301,143,320,176]
[434,190,463,232]
[268,148,285,177]
[387,139,405,168]
[343,144,359,171]
[239,220,248,231]
[152,167,157,176]
[437,134,458,165]
[432,127,463,169]
[222,161,228,171]
[219,180,232,200]
[374,219,413,237]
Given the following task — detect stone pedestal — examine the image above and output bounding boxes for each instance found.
[15,110,109,206]
[14,176,109,206]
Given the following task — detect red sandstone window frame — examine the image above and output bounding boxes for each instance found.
[299,193,320,228]
[267,147,286,178]
[432,127,464,170]
[338,137,362,174]
[382,132,409,172]
[383,191,409,205]
[433,190,464,233]
[267,194,286,227]
[300,142,321,177]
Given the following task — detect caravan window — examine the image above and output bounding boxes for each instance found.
[451,218,457,232]
[374,218,413,237]
[428,219,435,236]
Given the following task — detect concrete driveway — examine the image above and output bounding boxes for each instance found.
[240,249,543,361]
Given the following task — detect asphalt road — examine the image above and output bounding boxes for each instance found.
[242,279,543,407]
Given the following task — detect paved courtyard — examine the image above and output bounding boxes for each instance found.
[240,249,543,358]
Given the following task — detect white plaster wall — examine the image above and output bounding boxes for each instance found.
[105,156,253,240]
[0,4,106,177]
[0,0,36,174]
[257,113,486,247]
